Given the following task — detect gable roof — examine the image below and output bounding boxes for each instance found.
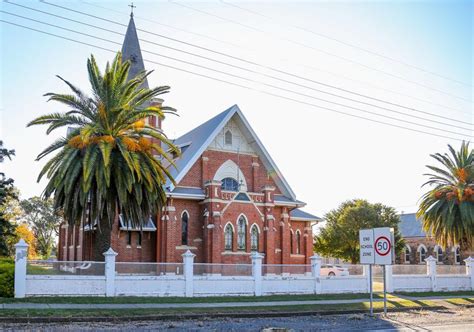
[399,213,427,238]
[167,105,297,200]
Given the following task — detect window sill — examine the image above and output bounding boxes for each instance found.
[176,245,197,250]
[126,245,131,249]
[221,251,251,256]
[137,246,142,249]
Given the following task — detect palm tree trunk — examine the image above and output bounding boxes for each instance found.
[93,216,113,261]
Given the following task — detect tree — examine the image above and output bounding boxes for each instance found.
[314,199,404,264]
[417,141,474,251]
[0,141,17,257]
[20,197,62,258]
[28,52,179,260]
[9,224,37,259]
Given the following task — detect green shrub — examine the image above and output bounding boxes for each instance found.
[0,258,14,297]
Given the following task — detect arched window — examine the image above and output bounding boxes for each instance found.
[250,225,259,251]
[418,245,427,263]
[181,211,189,245]
[237,215,247,250]
[404,245,411,263]
[224,223,233,251]
[435,245,443,263]
[296,230,301,254]
[454,246,461,264]
[290,230,294,254]
[225,130,232,145]
[221,177,239,191]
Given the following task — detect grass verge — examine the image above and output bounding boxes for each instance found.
[0,299,440,319]
[395,291,474,298]
[0,293,378,304]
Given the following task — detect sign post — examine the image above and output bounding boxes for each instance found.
[359,227,394,316]
[359,229,374,315]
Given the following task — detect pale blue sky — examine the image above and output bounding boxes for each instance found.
[1,0,473,216]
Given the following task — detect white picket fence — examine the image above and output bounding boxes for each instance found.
[13,239,474,298]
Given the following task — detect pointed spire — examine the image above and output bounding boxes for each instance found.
[121,13,149,89]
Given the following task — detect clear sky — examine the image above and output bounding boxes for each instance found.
[1,0,473,218]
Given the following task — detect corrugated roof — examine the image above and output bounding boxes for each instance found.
[290,208,321,221]
[171,187,205,197]
[274,194,305,205]
[399,213,427,238]
[119,214,156,231]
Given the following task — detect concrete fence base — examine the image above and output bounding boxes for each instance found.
[14,240,474,298]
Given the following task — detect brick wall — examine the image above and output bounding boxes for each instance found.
[179,150,282,194]
[400,237,473,265]
[57,148,314,265]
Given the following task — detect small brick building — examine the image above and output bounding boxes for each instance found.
[398,213,473,265]
[57,15,320,264]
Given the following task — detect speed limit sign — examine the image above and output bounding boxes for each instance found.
[375,236,391,256]
[373,228,394,265]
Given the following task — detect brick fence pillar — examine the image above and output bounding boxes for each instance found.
[104,248,117,297]
[310,254,322,294]
[464,256,474,290]
[252,252,264,296]
[426,255,437,291]
[14,239,28,298]
[182,250,196,297]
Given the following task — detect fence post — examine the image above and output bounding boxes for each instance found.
[426,255,437,291]
[182,250,196,297]
[310,254,322,294]
[14,239,29,298]
[251,252,264,296]
[103,248,117,297]
[464,256,474,290]
[385,265,394,292]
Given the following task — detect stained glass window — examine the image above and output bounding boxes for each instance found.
[221,177,239,191]
[182,211,189,245]
[224,224,233,250]
[237,216,247,250]
[250,225,259,251]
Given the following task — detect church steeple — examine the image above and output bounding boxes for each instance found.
[121,13,149,89]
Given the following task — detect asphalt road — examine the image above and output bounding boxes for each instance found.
[1,308,473,331]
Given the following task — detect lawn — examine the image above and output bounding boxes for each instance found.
[395,291,474,297]
[0,293,377,304]
[0,299,443,319]
[1,290,471,305]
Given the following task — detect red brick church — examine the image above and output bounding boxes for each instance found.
[57,15,320,265]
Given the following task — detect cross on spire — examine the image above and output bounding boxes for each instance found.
[128,2,136,17]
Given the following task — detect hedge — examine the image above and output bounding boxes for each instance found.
[0,257,14,297]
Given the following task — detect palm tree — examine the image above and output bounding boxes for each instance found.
[417,141,474,252]
[28,52,179,260]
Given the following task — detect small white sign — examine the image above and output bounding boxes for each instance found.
[359,229,375,264]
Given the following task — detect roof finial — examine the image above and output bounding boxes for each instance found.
[128,2,136,17]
